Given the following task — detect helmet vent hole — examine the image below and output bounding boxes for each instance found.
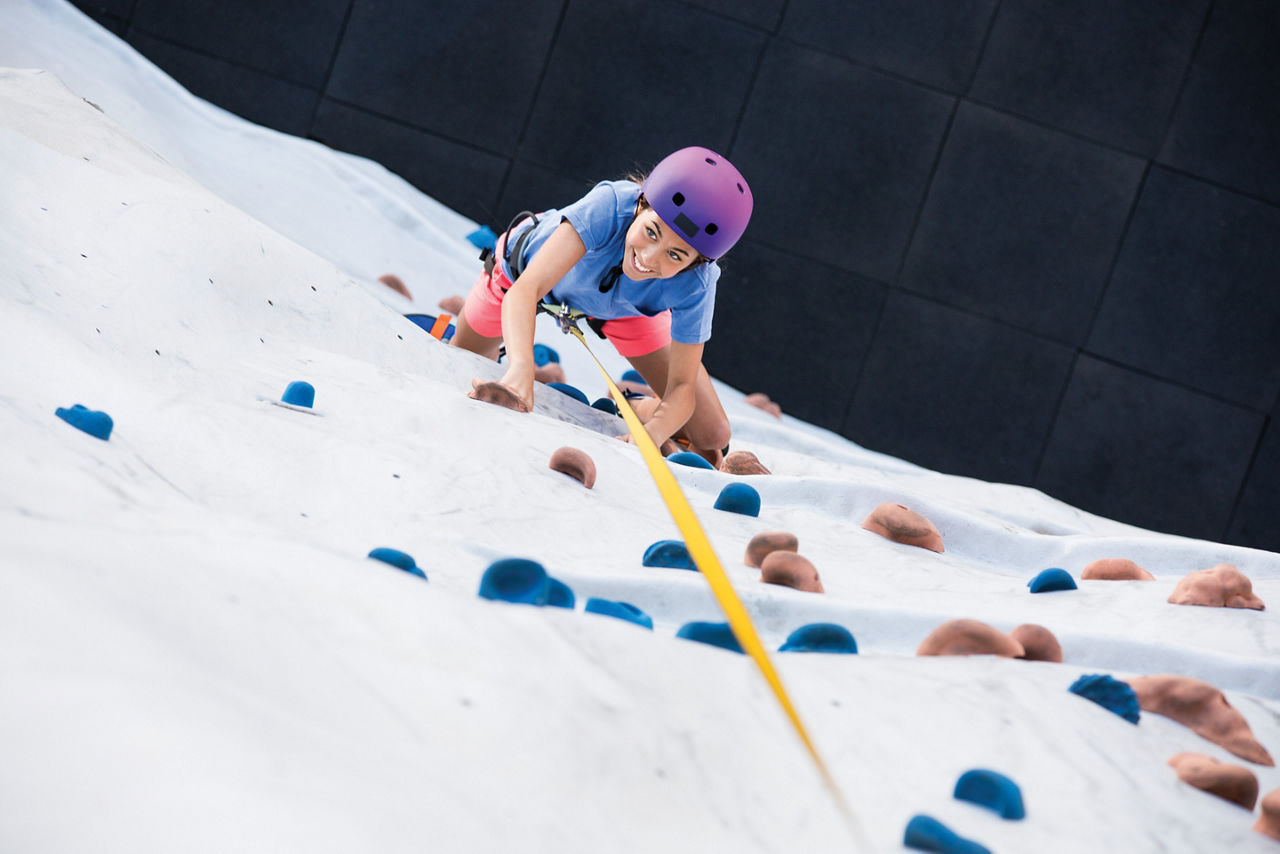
[671,192,685,206]
[737,183,744,194]
[705,157,716,165]
[705,223,718,235]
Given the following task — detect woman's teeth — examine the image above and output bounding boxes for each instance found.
[633,250,652,274]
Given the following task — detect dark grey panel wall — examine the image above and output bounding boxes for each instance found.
[74,0,1279,552]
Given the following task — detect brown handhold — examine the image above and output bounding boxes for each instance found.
[548,447,596,489]
[721,450,771,476]
[745,392,782,418]
[534,362,566,385]
[468,380,530,413]
[1168,563,1265,610]
[1167,752,1259,810]
[377,273,413,300]
[1081,558,1155,581]
[438,294,465,315]
[1127,675,1274,766]
[861,503,944,552]
[1010,624,1063,663]
[760,550,823,593]
[745,531,799,569]
[917,619,1023,658]
[1255,788,1280,841]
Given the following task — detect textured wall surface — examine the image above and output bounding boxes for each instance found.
[74,0,1279,551]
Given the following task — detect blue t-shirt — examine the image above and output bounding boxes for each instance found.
[500,180,718,345]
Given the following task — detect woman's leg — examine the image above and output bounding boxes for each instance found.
[449,309,503,360]
[623,345,731,460]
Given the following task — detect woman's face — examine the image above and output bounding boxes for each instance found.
[623,206,697,280]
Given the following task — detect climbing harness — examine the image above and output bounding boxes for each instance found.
[544,303,868,848]
[481,210,540,285]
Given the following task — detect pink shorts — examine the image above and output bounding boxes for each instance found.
[461,234,672,358]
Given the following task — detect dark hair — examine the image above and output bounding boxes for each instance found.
[626,174,711,269]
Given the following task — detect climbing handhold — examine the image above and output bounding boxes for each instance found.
[760,551,824,593]
[532,343,560,366]
[469,380,529,412]
[590,397,618,415]
[714,482,761,516]
[1168,563,1265,609]
[377,273,413,300]
[405,314,456,339]
[861,502,944,552]
[917,619,1022,658]
[744,531,798,568]
[584,598,654,630]
[466,225,497,250]
[1255,788,1280,840]
[1128,675,1272,765]
[1028,567,1077,593]
[549,447,596,489]
[779,623,857,654]
[1168,752,1259,810]
[642,540,697,571]
[437,294,465,315]
[953,769,1026,820]
[1010,624,1063,663]
[534,362,565,384]
[367,547,426,580]
[903,814,991,854]
[55,404,113,440]
[1068,674,1140,724]
[1081,557,1154,580]
[547,382,589,405]
[281,381,315,408]
[478,558,550,605]
[667,451,715,470]
[675,621,743,654]
[721,450,771,475]
[546,577,575,609]
[744,392,783,418]
[621,370,645,384]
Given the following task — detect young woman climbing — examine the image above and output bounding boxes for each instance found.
[449,146,752,462]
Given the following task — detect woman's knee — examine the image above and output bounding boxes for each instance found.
[688,411,732,454]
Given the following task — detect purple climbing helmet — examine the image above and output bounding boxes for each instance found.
[641,146,753,260]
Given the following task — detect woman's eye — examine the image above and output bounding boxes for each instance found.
[668,250,681,262]
[645,227,657,240]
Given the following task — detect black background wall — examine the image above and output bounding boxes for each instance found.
[73,0,1279,551]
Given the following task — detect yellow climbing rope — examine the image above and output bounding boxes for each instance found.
[559,320,868,847]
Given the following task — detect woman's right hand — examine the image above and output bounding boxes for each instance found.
[468,371,532,412]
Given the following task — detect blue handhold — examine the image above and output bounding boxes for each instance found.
[779,623,857,654]
[547,382,589,405]
[1027,567,1077,593]
[591,397,618,415]
[1068,673,1141,724]
[546,577,575,609]
[903,815,991,854]
[667,451,715,470]
[714,482,761,516]
[466,225,498,250]
[584,598,654,630]
[621,370,645,384]
[367,547,426,580]
[954,769,1025,820]
[478,558,550,605]
[282,381,315,408]
[676,621,743,654]
[55,404,113,440]
[404,314,455,340]
[642,540,697,571]
[532,343,560,366]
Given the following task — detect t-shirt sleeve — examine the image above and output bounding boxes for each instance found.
[558,181,631,252]
[669,264,719,345]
